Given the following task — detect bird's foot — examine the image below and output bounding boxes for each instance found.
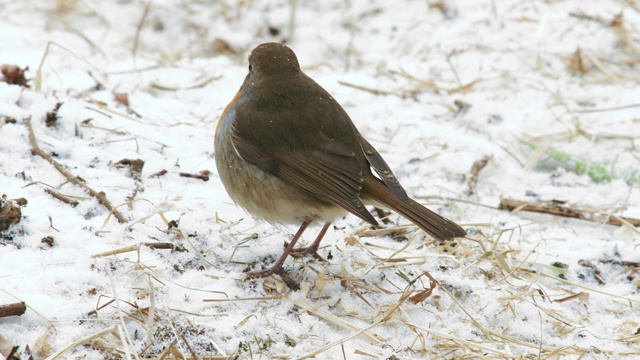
[289,246,326,262]
[246,266,300,290]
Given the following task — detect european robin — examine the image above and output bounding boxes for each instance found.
[215,42,466,289]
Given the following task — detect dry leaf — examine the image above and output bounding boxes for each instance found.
[114,92,130,107]
[344,235,359,246]
[1,64,29,87]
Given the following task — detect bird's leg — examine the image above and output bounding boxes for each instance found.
[289,222,331,261]
[245,219,312,290]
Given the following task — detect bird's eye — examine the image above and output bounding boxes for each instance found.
[248,64,253,72]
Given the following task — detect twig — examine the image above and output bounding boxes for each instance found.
[180,334,198,360]
[578,259,606,285]
[24,116,127,223]
[0,301,26,318]
[149,169,168,178]
[203,295,282,303]
[86,298,115,317]
[91,242,179,258]
[132,0,152,62]
[583,50,621,79]
[569,11,611,25]
[44,325,119,360]
[373,207,392,224]
[149,75,222,91]
[498,198,640,227]
[146,276,155,350]
[113,158,145,209]
[337,80,395,96]
[573,102,640,113]
[356,225,412,238]
[388,69,439,92]
[537,271,640,304]
[34,41,101,93]
[466,155,490,195]
[44,188,79,207]
[446,78,483,94]
[80,118,128,135]
[599,259,639,268]
[179,170,210,182]
[143,356,231,360]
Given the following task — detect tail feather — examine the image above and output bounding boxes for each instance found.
[362,177,466,241]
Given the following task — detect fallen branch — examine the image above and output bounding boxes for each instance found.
[498,198,640,227]
[0,301,26,318]
[24,115,127,223]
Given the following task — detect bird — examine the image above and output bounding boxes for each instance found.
[215,42,466,289]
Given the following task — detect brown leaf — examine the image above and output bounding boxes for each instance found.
[344,235,359,246]
[113,158,145,180]
[114,92,130,107]
[1,64,29,87]
[45,102,63,127]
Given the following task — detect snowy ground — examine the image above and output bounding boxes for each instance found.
[1,0,639,359]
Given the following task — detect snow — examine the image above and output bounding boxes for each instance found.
[1,0,639,359]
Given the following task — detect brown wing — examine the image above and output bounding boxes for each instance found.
[232,135,378,225]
